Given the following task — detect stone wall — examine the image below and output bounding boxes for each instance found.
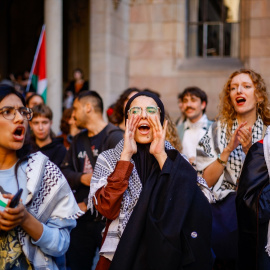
[128,0,270,122]
[248,0,270,87]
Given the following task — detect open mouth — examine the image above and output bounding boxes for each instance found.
[15,127,23,136]
[236,97,246,104]
[138,124,150,134]
[13,127,25,140]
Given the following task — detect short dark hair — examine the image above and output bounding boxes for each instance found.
[179,86,208,113]
[77,90,104,113]
[31,104,53,120]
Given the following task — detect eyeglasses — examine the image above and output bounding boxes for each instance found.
[128,106,160,116]
[0,106,33,121]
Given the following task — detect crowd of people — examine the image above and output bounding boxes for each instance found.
[0,68,270,270]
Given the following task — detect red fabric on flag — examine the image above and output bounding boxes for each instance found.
[33,30,46,80]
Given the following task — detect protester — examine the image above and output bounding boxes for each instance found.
[30,104,67,167]
[88,91,213,270]
[236,126,270,270]
[61,90,123,270]
[196,69,270,269]
[0,84,82,269]
[26,93,44,108]
[65,68,89,96]
[109,88,140,130]
[57,108,81,149]
[177,87,213,166]
[64,68,89,110]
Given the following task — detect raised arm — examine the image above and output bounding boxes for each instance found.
[203,122,250,187]
[92,115,139,220]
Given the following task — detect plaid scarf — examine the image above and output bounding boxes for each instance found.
[197,116,265,201]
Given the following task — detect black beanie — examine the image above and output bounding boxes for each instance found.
[124,91,165,125]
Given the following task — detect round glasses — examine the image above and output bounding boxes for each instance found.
[0,106,33,121]
[128,106,160,116]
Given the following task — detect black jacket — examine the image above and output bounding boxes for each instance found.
[61,124,123,205]
[31,137,67,167]
[66,80,89,96]
[110,149,213,270]
[236,141,270,270]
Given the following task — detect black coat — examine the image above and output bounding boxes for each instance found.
[236,141,270,270]
[110,149,213,270]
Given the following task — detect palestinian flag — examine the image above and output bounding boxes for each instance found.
[27,25,47,102]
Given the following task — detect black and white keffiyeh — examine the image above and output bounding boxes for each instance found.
[18,152,84,267]
[197,116,264,201]
[88,139,212,261]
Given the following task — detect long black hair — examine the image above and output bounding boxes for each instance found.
[0,84,32,179]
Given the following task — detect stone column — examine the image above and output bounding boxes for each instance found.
[89,0,130,117]
[45,0,63,134]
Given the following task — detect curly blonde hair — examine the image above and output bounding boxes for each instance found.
[165,112,182,152]
[218,69,270,139]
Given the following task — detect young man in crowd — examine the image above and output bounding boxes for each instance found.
[177,86,213,166]
[30,104,67,167]
[61,90,124,270]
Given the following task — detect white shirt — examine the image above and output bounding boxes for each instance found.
[182,114,210,161]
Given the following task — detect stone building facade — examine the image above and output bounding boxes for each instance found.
[1,0,270,132]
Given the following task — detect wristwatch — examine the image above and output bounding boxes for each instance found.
[217,154,226,167]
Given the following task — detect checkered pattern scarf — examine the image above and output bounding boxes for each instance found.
[220,117,264,180]
[197,116,264,201]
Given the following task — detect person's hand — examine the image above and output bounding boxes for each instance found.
[78,202,87,212]
[149,116,168,169]
[149,116,167,156]
[237,126,252,155]
[224,122,247,153]
[80,173,92,186]
[121,115,140,161]
[0,194,27,231]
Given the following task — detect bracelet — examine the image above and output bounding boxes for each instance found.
[217,154,226,167]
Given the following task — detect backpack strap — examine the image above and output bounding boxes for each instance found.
[101,123,124,151]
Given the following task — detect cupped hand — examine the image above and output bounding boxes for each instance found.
[237,126,252,155]
[0,194,27,231]
[225,122,247,153]
[121,115,140,161]
[148,116,168,157]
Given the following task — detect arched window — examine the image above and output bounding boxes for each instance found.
[187,0,240,58]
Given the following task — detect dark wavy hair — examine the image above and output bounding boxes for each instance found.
[179,86,208,114]
[110,88,140,125]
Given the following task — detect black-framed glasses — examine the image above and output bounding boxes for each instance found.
[128,106,160,116]
[0,106,33,121]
